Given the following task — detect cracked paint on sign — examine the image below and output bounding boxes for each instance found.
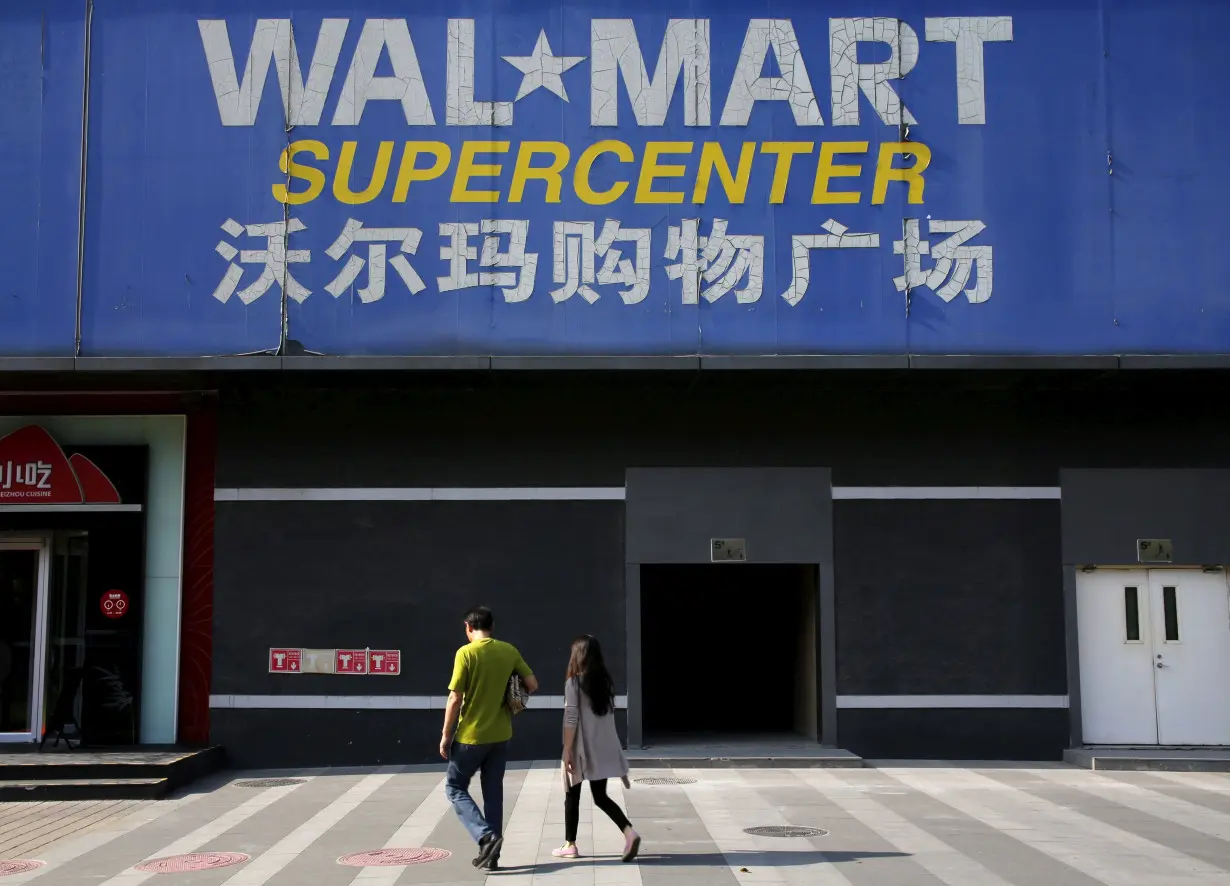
[591,19,711,127]
[924,17,1013,125]
[24,2,1223,358]
[829,18,919,126]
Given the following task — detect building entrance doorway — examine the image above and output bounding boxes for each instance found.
[0,524,146,746]
[640,563,818,740]
[1078,568,1230,745]
[0,540,50,742]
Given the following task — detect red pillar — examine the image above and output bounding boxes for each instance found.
[177,404,216,745]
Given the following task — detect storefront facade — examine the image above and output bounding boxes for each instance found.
[0,400,215,750]
[199,371,1230,768]
[3,1,1229,764]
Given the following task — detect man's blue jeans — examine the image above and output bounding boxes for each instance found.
[445,740,508,844]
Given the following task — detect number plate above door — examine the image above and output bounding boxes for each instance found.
[711,538,747,562]
[1137,538,1174,563]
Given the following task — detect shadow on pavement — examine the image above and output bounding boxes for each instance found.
[867,760,1070,770]
[494,849,909,872]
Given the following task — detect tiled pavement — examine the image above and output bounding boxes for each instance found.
[2,763,1230,884]
[0,800,144,859]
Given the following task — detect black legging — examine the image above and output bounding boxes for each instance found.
[564,779,632,843]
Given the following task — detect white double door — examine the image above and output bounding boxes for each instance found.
[1078,569,1230,745]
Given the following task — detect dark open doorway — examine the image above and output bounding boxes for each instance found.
[640,563,818,740]
[0,444,147,746]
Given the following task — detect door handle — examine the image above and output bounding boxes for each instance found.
[1156,662,1169,668]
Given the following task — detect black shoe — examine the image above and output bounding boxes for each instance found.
[471,833,490,867]
[472,833,503,868]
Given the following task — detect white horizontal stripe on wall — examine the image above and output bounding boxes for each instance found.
[210,694,629,710]
[214,487,626,502]
[837,695,1069,709]
[832,487,1061,500]
[217,486,1059,502]
[216,694,1053,710]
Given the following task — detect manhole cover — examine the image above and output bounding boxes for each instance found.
[743,826,828,838]
[135,852,250,873]
[234,778,306,788]
[1,860,45,876]
[338,849,451,867]
[635,777,697,785]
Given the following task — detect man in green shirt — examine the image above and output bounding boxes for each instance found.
[441,606,537,871]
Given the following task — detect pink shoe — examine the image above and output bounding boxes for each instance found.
[622,829,641,863]
[552,844,579,859]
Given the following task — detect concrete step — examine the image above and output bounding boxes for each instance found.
[0,777,171,801]
[629,755,863,768]
[0,746,223,800]
[1065,746,1230,772]
[629,741,863,769]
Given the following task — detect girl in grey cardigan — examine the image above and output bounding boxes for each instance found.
[553,635,641,862]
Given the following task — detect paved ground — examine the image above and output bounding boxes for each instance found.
[0,800,145,859]
[2,763,1230,884]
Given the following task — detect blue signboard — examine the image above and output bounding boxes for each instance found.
[2,0,1228,357]
[0,1,86,356]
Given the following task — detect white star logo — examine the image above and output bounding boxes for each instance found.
[502,30,585,102]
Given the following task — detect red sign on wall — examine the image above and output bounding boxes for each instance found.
[335,649,368,674]
[269,649,302,673]
[0,426,121,505]
[100,590,129,619]
[369,650,401,675]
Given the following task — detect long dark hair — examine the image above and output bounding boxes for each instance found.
[566,635,615,717]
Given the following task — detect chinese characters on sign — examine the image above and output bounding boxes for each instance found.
[0,426,124,505]
[181,13,1016,353]
[213,217,994,308]
[0,460,53,494]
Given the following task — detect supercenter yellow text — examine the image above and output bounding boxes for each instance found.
[272,139,931,206]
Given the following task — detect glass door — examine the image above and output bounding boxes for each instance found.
[0,537,51,743]
[43,532,89,745]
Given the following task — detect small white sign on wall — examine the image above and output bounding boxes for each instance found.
[1137,539,1174,563]
[711,538,747,562]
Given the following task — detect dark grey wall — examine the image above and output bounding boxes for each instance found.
[213,498,623,764]
[215,374,1230,490]
[625,468,832,565]
[837,709,1069,761]
[1061,469,1230,565]
[210,374,1230,764]
[214,709,627,769]
[214,501,624,697]
[835,501,1066,695]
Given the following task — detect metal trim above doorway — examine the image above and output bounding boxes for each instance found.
[832,487,1062,500]
[836,695,1070,709]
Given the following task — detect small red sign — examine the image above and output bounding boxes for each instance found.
[269,648,301,673]
[100,590,129,619]
[335,649,368,674]
[369,650,401,675]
